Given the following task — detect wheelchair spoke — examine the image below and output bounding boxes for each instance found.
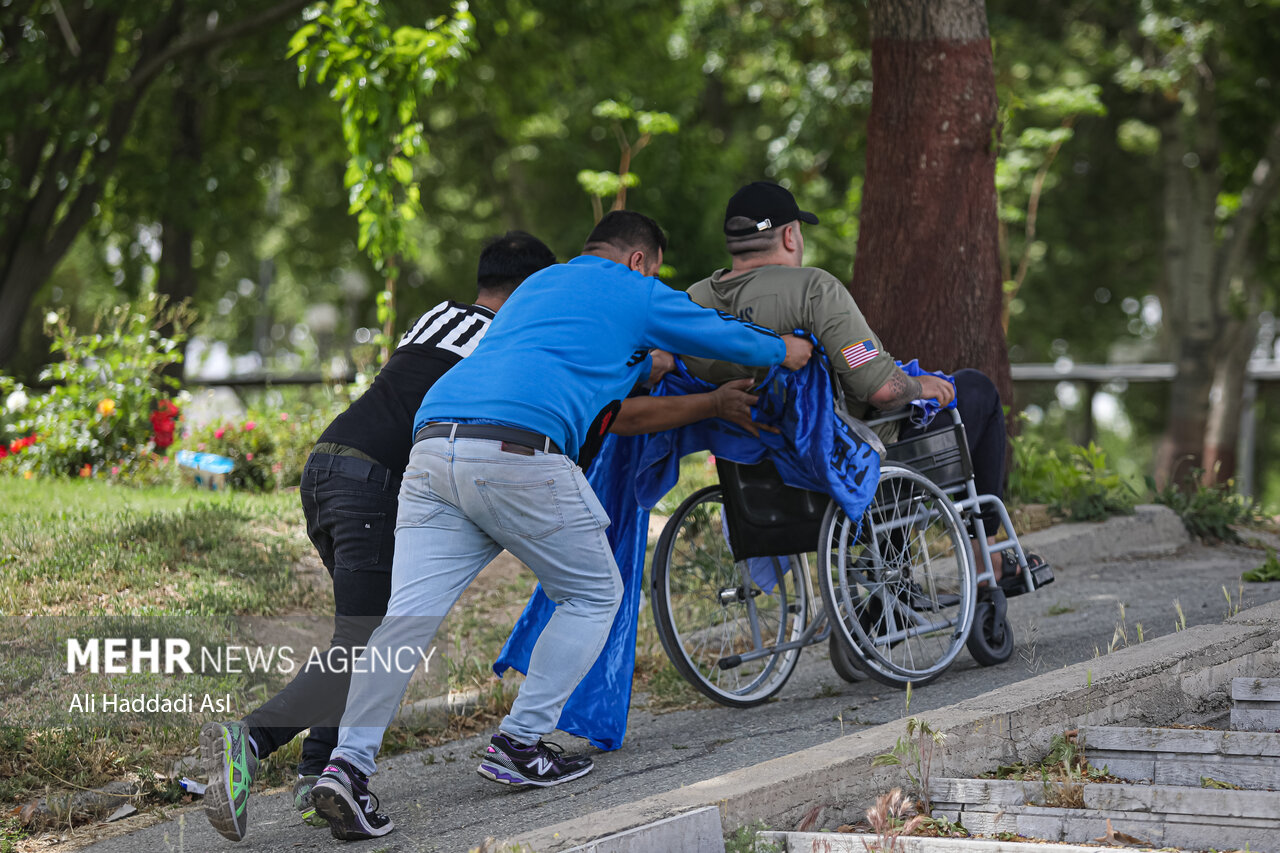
[819,466,975,687]
[652,487,807,707]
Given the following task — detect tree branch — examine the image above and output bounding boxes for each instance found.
[127,0,311,93]
[1217,119,1280,292]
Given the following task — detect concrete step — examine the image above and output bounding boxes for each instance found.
[1230,675,1280,732]
[1079,724,1280,788]
[931,776,1280,849]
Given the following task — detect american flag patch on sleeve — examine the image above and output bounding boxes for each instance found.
[841,339,879,370]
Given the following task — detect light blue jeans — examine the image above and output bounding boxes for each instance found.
[331,436,622,776]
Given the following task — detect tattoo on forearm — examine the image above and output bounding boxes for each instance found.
[880,370,922,410]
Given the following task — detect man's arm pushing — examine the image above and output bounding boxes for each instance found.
[612,378,775,438]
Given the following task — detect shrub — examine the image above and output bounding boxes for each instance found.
[179,404,340,492]
[0,294,191,477]
[1007,434,1138,521]
[1152,471,1264,543]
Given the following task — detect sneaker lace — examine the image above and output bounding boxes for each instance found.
[536,740,565,757]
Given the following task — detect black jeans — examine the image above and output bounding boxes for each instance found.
[899,368,1005,533]
[245,452,399,775]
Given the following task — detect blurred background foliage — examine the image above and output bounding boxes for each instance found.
[2,0,1279,503]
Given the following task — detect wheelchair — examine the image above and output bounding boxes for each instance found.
[649,405,1053,706]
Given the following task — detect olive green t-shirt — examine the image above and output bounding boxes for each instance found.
[683,265,900,440]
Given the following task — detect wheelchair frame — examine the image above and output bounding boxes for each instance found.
[649,405,1050,705]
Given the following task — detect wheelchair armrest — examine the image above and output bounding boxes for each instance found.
[865,406,963,429]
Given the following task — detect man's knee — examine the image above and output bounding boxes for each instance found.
[953,368,1000,406]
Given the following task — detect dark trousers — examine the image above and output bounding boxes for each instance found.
[900,368,1005,532]
[245,452,399,775]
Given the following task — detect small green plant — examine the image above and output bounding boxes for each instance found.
[1223,583,1244,619]
[1243,548,1280,583]
[1152,470,1264,543]
[1107,602,1130,653]
[0,292,191,477]
[723,822,780,853]
[1200,776,1243,789]
[872,716,946,814]
[1173,599,1187,631]
[1008,434,1137,521]
[577,99,679,225]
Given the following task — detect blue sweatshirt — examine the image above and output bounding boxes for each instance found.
[416,255,787,459]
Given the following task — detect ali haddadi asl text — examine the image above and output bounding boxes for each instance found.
[67,692,233,715]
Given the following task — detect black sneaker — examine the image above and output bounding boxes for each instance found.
[199,721,258,842]
[310,757,394,840]
[476,733,593,788]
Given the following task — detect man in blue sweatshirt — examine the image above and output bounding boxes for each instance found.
[310,211,812,840]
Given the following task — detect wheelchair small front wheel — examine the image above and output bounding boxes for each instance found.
[966,597,1015,666]
[650,486,806,708]
[828,631,869,683]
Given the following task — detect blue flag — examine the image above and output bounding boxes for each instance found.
[493,346,882,750]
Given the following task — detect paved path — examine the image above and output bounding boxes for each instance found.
[82,518,1280,853]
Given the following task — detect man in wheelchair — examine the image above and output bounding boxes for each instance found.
[681,180,1046,593]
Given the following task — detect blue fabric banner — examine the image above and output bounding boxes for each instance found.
[493,346,882,750]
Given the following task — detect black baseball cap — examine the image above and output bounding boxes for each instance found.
[724,181,819,236]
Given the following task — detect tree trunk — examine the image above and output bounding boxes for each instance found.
[852,0,1012,408]
[1153,92,1280,489]
[1202,314,1257,485]
[1153,96,1221,488]
[156,77,203,385]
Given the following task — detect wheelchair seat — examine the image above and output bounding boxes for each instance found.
[716,458,826,561]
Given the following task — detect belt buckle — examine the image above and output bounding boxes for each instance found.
[500,441,534,456]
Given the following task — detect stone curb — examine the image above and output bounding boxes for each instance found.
[503,597,1280,852]
[1015,504,1189,570]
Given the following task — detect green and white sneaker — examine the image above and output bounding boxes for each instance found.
[200,721,259,841]
[293,774,327,827]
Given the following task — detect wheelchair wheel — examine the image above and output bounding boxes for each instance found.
[819,465,975,688]
[966,597,1015,666]
[828,631,869,683]
[651,486,806,708]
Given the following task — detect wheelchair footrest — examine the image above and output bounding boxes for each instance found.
[1029,560,1054,591]
[1003,559,1054,598]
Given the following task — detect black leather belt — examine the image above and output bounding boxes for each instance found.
[414,423,562,455]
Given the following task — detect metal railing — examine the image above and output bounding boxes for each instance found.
[176,358,1280,497]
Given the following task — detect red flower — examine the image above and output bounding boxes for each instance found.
[214,427,226,439]
[243,421,257,432]
[0,445,8,459]
[150,400,180,450]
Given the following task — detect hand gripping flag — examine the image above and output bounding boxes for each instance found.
[896,358,957,428]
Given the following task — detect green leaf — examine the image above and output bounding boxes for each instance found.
[592,99,632,120]
[389,156,413,184]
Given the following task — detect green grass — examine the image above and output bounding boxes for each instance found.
[0,477,317,826]
[654,451,719,515]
